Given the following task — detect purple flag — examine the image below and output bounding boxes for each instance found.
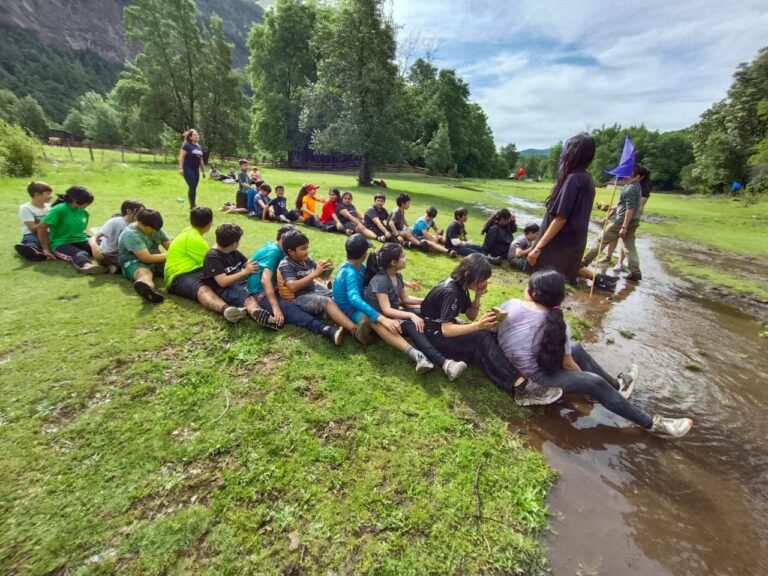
[602,134,635,178]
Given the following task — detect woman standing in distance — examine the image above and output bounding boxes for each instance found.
[178,129,206,208]
[526,133,598,285]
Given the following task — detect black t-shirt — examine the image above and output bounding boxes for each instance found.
[533,170,595,284]
[421,278,472,333]
[336,203,358,225]
[390,207,406,231]
[445,221,466,251]
[203,248,247,292]
[269,196,288,212]
[364,205,389,233]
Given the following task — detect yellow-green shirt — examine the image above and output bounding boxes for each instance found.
[164,227,209,286]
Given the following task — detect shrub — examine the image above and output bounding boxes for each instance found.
[0,118,39,176]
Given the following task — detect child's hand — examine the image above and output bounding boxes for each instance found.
[404,280,421,292]
[315,260,332,276]
[43,249,56,260]
[244,260,259,275]
[475,311,498,330]
[272,308,285,327]
[410,313,425,332]
[378,316,402,334]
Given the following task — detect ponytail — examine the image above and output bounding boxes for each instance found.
[481,208,512,235]
[295,185,309,211]
[527,270,568,375]
[363,243,403,286]
[53,186,94,207]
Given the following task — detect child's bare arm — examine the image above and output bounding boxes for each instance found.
[132,248,166,265]
[37,223,55,257]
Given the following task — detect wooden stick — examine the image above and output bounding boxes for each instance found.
[588,178,619,300]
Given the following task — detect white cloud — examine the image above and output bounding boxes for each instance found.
[391,0,768,148]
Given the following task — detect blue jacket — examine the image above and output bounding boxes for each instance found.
[332,261,380,322]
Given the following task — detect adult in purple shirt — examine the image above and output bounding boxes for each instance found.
[178,129,206,208]
[527,133,596,284]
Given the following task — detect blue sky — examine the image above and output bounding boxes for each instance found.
[390,0,768,149]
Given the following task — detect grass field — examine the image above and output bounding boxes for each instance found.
[1,151,557,575]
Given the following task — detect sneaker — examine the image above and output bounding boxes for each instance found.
[594,273,618,290]
[107,264,119,275]
[448,250,458,258]
[77,263,108,275]
[15,243,46,261]
[223,306,247,323]
[623,272,643,282]
[250,308,281,330]
[514,379,563,406]
[442,359,467,382]
[248,211,257,217]
[377,235,386,242]
[649,415,693,438]
[613,263,625,272]
[279,214,291,223]
[323,325,344,346]
[485,255,503,266]
[133,280,165,303]
[615,364,639,399]
[404,240,414,249]
[414,352,434,374]
[353,316,374,345]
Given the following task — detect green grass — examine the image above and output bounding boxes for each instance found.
[1,153,557,575]
[662,255,768,301]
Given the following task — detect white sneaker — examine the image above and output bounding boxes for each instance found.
[649,415,693,438]
[279,214,291,223]
[613,263,624,272]
[616,364,639,399]
[414,352,434,374]
[223,306,247,323]
[442,359,467,382]
[514,379,563,406]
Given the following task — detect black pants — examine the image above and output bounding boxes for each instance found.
[183,166,200,207]
[426,326,520,391]
[401,320,446,367]
[54,242,93,268]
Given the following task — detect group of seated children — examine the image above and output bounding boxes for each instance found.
[14,180,693,438]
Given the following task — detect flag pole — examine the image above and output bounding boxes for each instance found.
[588,177,619,300]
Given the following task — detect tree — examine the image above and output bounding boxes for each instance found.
[0,118,39,176]
[247,0,318,161]
[544,142,563,180]
[0,89,19,123]
[300,0,402,185]
[499,143,519,173]
[425,121,452,174]
[13,96,49,139]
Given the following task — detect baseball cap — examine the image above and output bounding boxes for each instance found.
[345,233,372,259]
[306,183,320,191]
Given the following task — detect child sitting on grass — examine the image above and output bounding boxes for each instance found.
[95,200,144,270]
[508,223,540,271]
[481,208,515,260]
[277,231,371,344]
[412,206,455,256]
[335,191,368,236]
[320,188,343,232]
[202,223,277,328]
[363,243,467,381]
[221,159,251,214]
[446,207,502,265]
[295,183,324,228]
[118,208,171,303]
[247,226,345,344]
[15,181,52,261]
[333,234,434,373]
[265,185,299,223]
[387,193,427,250]
[248,182,271,219]
[38,186,109,274]
[362,193,393,242]
[164,207,247,323]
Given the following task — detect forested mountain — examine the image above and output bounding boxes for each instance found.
[0,0,263,122]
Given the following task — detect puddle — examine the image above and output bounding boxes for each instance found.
[523,236,768,575]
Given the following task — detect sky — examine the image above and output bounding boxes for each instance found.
[390,0,768,149]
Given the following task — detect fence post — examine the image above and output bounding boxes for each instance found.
[138,149,142,162]
[88,142,94,162]
[67,142,74,161]
[164,149,168,164]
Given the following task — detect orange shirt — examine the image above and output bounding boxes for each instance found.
[301,195,325,220]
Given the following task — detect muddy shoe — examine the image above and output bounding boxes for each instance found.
[623,272,643,282]
[223,306,247,323]
[133,280,165,303]
[353,316,374,345]
[414,352,434,374]
[250,308,281,330]
[77,263,108,275]
[442,359,467,382]
[485,255,503,266]
[322,325,344,346]
[514,379,563,406]
[649,415,693,438]
[615,364,639,399]
[15,243,46,261]
[594,273,618,290]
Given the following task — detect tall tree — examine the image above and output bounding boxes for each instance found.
[13,96,49,139]
[425,121,452,174]
[499,143,520,172]
[300,0,402,185]
[248,0,318,162]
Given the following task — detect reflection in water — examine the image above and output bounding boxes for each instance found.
[529,236,768,576]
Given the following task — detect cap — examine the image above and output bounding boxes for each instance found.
[345,233,372,259]
[306,183,320,192]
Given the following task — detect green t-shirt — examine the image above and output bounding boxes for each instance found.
[247,242,285,295]
[164,227,209,286]
[41,203,89,250]
[117,224,170,268]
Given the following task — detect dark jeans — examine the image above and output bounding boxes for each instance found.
[21,232,41,249]
[425,326,520,392]
[536,343,652,428]
[183,166,200,207]
[259,295,326,334]
[54,242,93,268]
[401,320,446,367]
[453,244,483,257]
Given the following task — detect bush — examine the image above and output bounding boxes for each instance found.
[0,119,39,176]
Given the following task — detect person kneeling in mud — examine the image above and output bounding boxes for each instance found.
[496,269,693,438]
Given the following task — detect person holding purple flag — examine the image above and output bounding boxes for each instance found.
[527,133,615,287]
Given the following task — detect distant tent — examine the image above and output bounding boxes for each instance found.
[731,181,743,193]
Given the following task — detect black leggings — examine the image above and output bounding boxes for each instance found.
[426,327,520,391]
[401,320,446,367]
[54,242,93,268]
[183,165,200,207]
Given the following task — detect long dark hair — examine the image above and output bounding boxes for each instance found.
[52,185,94,207]
[528,270,567,375]
[295,184,311,210]
[450,253,492,289]
[481,208,512,235]
[546,133,595,208]
[634,165,651,196]
[363,243,404,286]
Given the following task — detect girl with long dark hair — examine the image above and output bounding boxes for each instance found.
[420,254,562,406]
[496,270,693,437]
[481,208,516,259]
[178,129,205,208]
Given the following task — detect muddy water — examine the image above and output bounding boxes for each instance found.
[521,236,768,575]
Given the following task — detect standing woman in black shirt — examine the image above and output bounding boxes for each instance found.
[526,133,597,284]
[178,129,206,208]
[420,254,562,406]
